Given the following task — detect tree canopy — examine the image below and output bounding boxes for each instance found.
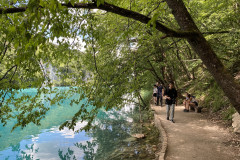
[0,0,240,131]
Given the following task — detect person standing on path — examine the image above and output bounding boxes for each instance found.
[153,85,158,105]
[164,82,178,123]
[156,82,164,107]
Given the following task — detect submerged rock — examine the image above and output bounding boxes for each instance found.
[232,112,240,133]
[123,137,137,142]
[132,133,145,139]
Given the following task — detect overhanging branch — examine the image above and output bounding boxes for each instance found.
[0,7,27,14]
[0,2,198,38]
[0,65,17,81]
[203,31,240,35]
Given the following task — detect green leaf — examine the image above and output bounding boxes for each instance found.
[97,0,105,7]
[147,12,159,28]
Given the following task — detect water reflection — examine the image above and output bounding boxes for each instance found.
[74,141,97,160]
[0,123,94,160]
[81,109,158,160]
[58,148,76,160]
[0,88,159,160]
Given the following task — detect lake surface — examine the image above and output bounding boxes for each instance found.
[0,87,159,160]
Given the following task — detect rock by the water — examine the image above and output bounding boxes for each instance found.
[132,133,145,139]
[232,112,240,133]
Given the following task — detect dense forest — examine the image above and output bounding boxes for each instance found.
[0,0,239,131]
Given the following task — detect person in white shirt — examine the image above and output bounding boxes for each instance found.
[153,85,158,105]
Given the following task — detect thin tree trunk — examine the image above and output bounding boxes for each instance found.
[147,59,165,85]
[172,40,192,80]
[165,0,240,113]
[138,94,147,109]
[176,51,192,80]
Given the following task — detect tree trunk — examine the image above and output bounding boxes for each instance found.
[165,0,240,113]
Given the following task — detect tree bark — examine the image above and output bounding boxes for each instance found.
[165,0,240,113]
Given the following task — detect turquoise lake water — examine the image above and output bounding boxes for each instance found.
[0,87,145,160]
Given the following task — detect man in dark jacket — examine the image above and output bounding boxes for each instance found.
[164,82,178,123]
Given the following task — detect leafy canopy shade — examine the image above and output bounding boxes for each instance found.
[0,0,240,131]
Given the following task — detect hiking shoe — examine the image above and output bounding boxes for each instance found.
[167,117,169,120]
[170,120,175,123]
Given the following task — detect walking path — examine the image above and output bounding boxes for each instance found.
[152,105,240,160]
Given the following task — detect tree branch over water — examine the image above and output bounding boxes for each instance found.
[0,65,17,81]
[0,2,198,38]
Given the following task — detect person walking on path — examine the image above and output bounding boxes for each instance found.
[156,82,164,107]
[164,82,178,123]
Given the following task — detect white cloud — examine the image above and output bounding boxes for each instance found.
[21,121,97,160]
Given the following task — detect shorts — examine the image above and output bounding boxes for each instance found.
[153,93,157,97]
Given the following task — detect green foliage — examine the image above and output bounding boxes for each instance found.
[222,107,236,120]
[0,0,240,132]
[96,0,105,7]
[203,83,230,112]
[140,90,152,103]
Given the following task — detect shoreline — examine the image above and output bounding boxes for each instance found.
[152,104,168,160]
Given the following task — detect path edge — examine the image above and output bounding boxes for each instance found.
[152,105,168,160]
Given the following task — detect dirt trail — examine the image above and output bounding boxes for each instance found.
[152,105,240,160]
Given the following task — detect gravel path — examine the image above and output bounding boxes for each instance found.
[152,105,240,160]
